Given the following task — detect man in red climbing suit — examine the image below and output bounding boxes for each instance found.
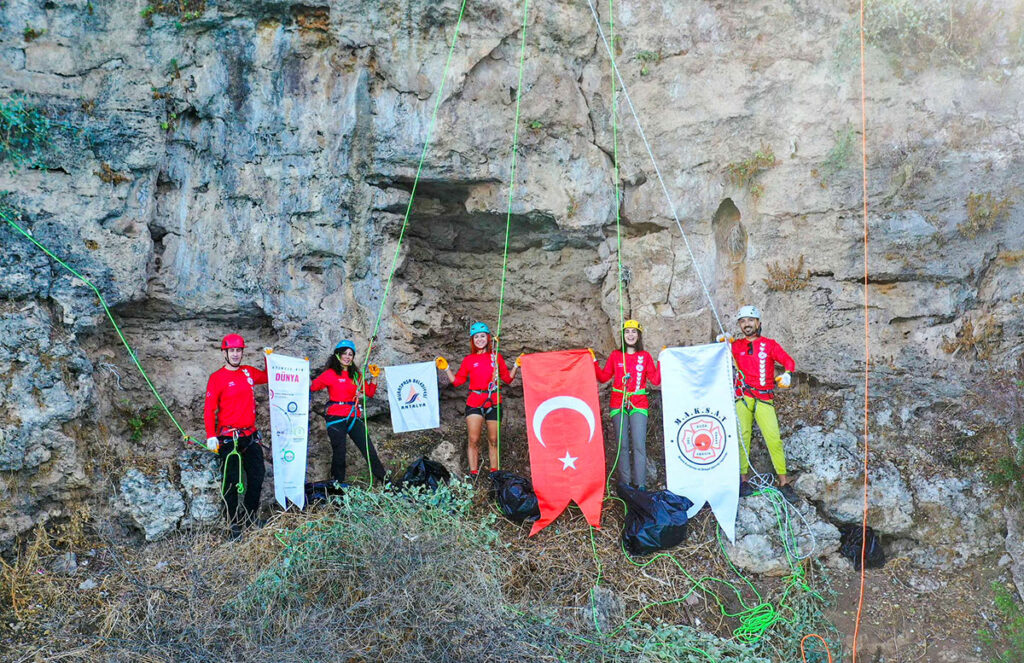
[204,333,268,536]
[719,305,798,504]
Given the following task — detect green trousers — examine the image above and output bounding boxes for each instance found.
[735,396,787,475]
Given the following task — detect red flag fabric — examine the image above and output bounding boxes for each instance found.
[521,349,606,536]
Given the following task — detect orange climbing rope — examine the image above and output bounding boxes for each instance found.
[852,0,872,659]
[802,2,872,659]
[801,633,835,663]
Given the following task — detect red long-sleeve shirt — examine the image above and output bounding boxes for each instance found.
[595,350,661,412]
[310,368,377,418]
[204,365,268,438]
[730,336,794,401]
[451,352,513,407]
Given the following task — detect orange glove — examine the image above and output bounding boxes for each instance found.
[775,372,792,389]
[515,353,524,367]
[367,364,380,378]
[716,333,734,343]
[435,356,449,370]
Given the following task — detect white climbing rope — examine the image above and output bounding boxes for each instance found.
[583,0,726,336]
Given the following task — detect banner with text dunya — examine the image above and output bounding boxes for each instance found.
[266,350,309,510]
[385,361,440,433]
[660,343,739,542]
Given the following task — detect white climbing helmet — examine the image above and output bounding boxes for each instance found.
[736,305,761,320]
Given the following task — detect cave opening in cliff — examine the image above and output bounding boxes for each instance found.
[386,180,614,358]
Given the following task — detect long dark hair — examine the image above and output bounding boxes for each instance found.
[621,329,644,352]
[324,351,362,382]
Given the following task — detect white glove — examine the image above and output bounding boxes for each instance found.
[206,436,220,452]
[776,372,792,389]
[715,333,734,343]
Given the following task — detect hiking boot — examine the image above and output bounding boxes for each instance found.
[739,481,754,498]
[229,522,243,541]
[778,484,800,504]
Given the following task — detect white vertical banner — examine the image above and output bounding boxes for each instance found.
[384,361,440,433]
[660,343,740,542]
[266,350,309,510]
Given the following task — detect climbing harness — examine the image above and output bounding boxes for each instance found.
[324,400,359,432]
[221,429,246,497]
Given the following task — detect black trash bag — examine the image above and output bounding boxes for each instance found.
[488,471,540,523]
[399,457,451,491]
[619,483,694,556]
[838,524,886,570]
[304,480,346,503]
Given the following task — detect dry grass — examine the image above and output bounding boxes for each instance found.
[141,0,206,25]
[95,163,131,185]
[293,6,330,32]
[763,256,810,292]
[0,481,837,662]
[959,191,1013,239]
[941,316,1002,360]
[725,145,777,198]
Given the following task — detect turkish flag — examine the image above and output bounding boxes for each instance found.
[521,349,606,536]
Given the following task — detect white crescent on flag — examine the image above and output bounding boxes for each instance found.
[532,395,596,447]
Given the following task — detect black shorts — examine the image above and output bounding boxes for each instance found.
[465,405,501,422]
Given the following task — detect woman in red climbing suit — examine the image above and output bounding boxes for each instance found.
[593,319,661,491]
[204,333,268,536]
[310,340,388,485]
[437,322,520,477]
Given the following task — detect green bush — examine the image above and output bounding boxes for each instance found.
[987,429,1024,505]
[228,483,592,661]
[979,581,1024,662]
[819,124,856,185]
[0,97,54,171]
[838,0,1023,72]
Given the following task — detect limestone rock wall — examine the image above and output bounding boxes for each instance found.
[1,0,1023,566]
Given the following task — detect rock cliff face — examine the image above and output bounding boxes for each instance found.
[1,0,1023,576]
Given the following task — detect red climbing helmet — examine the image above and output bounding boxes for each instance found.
[220,334,246,350]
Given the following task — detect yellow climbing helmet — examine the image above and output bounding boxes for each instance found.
[623,319,643,333]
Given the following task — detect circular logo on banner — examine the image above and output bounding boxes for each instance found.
[281,450,295,463]
[287,401,298,413]
[674,410,728,470]
[398,378,428,408]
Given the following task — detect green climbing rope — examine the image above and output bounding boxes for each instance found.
[604,0,633,496]
[221,430,246,496]
[0,204,198,448]
[493,0,532,468]
[583,491,829,656]
[356,0,470,486]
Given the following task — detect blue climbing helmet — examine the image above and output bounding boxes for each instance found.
[335,339,356,353]
[469,322,491,337]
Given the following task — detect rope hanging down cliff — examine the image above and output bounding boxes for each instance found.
[354,0,469,486]
[493,0,533,469]
[0,204,201,451]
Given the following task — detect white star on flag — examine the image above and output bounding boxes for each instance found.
[559,451,577,470]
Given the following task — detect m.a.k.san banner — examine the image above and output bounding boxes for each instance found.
[660,343,740,542]
[384,361,440,433]
[521,349,605,536]
[266,350,310,510]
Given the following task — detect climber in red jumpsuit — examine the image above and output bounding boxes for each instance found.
[438,322,520,476]
[203,333,268,535]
